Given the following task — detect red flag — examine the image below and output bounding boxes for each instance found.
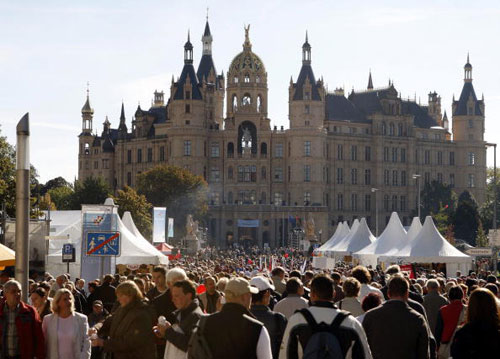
[247,259,253,265]
[197,284,206,294]
[284,253,289,258]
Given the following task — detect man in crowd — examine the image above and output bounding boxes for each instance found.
[363,274,430,359]
[274,277,308,319]
[250,276,288,359]
[199,276,222,314]
[352,266,383,302]
[199,277,273,358]
[48,274,67,297]
[271,267,287,295]
[331,272,345,303]
[93,274,116,313]
[147,266,168,301]
[423,279,449,336]
[280,274,372,359]
[0,280,45,359]
[154,279,203,358]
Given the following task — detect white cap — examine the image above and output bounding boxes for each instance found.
[250,276,275,292]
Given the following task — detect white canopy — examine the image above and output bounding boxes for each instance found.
[315,222,343,254]
[328,219,360,257]
[324,221,351,257]
[122,211,149,243]
[407,217,422,241]
[354,212,408,267]
[330,218,375,257]
[317,221,350,255]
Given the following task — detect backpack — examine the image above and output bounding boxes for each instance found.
[299,308,349,359]
[187,315,213,359]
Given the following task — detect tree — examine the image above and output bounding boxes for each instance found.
[71,177,111,208]
[476,222,489,247]
[453,190,481,245]
[136,165,208,237]
[0,126,16,216]
[38,193,56,211]
[444,225,455,245]
[113,186,152,239]
[479,167,500,232]
[40,176,71,196]
[433,205,451,236]
[48,186,74,210]
[421,180,456,219]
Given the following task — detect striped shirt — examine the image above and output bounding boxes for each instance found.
[4,304,20,357]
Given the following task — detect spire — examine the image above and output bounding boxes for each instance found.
[243,24,252,50]
[118,101,127,133]
[81,82,93,114]
[302,30,311,65]
[184,30,193,64]
[120,102,125,122]
[367,70,373,90]
[202,18,213,55]
[464,52,472,82]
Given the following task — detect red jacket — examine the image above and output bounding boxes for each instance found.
[438,300,464,343]
[0,300,45,359]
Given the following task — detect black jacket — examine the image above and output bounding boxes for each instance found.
[152,288,177,323]
[250,305,287,359]
[164,299,204,352]
[451,322,500,359]
[94,282,117,313]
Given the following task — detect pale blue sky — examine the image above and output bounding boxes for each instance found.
[1,0,499,183]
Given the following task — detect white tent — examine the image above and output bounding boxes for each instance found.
[386,216,472,275]
[407,217,422,241]
[316,221,350,255]
[324,221,351,257]
[354,212,408,267]
[315,223,343,254]
[122,211,150,243]
[46,210,168,278]
[328,219,360,257]
[331,218,376,258]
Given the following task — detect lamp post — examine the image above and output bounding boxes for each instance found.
[412,174,422,220]
[486,143,497,275]
[371,188,379,236]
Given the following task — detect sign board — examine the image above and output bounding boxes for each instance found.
[466,247,493,256]
[86,232,121,256]
[153,207,167,242]
[62,243,75,263]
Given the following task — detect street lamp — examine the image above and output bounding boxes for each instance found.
[371,188,379,236]
[486,143,497,275]
[412,174,422,220]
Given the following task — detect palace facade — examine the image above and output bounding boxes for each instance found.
[78,21,487,248]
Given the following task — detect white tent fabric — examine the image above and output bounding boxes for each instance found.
[315,223,343,254]
[407,217,422,241]
[332,218,376,257]
[328,219,360,257]
[46,210,168,277]
[354,212,408,267]
[324,221,351,257]
[122,211,149,243]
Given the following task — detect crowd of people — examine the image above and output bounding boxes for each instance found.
[1,248,500,359]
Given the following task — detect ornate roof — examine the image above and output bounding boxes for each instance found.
[228,25,266,76]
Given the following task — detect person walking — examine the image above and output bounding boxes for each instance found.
[271,267,287,295]
[93,275,116,313]
[279,274,372,359]
[435,286,466,359]
[153,280,204,359]
[91,281,156,359]
[198,277,222,314]
[351,266,383,302]
[0,280,46,359]
[338,277,364,317]
[190,277,272,359]
[423,279,449,336]
[273,278,308,319]
[30,287,52,319]
[362,274,431,359]
[147,266,168,301]
[250,276,287,359]
[42,288,91,359]
[450,288,500,358]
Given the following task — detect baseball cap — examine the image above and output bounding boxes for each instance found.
[225,277,259,297]
[250,276,275,292]
[93,300,103,307]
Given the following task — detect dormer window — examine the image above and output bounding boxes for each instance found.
[244,74,250,83]
[234,76,239,84]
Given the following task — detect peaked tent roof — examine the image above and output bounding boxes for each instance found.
[122,211,148,242]
[339,218,375,255]
[329,219,360,254]
[407,217,422,241]
[354,212,408,257]
[396,216,472,263]
[323,221,350,254]
[316,223,344,253]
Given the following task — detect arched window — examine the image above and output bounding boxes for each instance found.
[84,143,90,155]
[260,142,267,156]
[257,95,263,112]
[228,192,233,204]
[233,76,238,84]
[232,95,238,111]
[381,122,387,135]
[241,93,251,106]
[244,74,250,83]
[389,123,395,136]
[398,123,403,136]
[227,142,234,157]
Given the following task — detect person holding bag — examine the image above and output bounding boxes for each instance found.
[435,286,466,359]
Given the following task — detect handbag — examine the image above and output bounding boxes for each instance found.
[437,307,465,359]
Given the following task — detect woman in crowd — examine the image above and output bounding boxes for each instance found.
[435,285,466,359]
[338,277,364,317]
[451,288,500,358]
[356,292,383,324]
[42,288,91,359]
[30,287,52,319]
[91,281,156,359]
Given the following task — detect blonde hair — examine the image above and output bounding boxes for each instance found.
[115,280,143,300]
[51,288,75,314]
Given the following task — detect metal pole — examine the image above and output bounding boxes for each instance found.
[417,177,421,220]
[375,191,379,237]
[15,113,30,303]
[494,145,497,276]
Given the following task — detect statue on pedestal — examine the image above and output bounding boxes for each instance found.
[305,213,317,242]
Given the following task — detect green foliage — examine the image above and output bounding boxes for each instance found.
[421,180,456,219]
[453,190,481,245]
[476,222,489,247]
[479,167,500,232]
[71,177,111,208]
[433,205,451,236]
[136,165,208,236]
[48,186,74,210]
[113,186,152,239]
[38,193,56,211]
[40,176,71,196]
[0,127,16,216]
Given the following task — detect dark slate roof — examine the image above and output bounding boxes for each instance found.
[348,90,384,114]
[197,54,217,84]
[173,64,203,100]
[325,94,368,123]
[292,64,321,101]
[102,137,115,152]
[204,21,211,36]
[453,82,483,116]
[401,101,438,128]
[147,106,167,124]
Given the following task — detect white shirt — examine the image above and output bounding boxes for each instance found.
[274,295,309,319]
[357,284,384,302]
[256,326,272,359]
[57,315,76,359]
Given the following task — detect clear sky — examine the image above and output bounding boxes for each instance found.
[1,0,499,183]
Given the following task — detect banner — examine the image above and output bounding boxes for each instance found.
[237,219,260,228]
[167,218,174,238]
[153,207,167,242]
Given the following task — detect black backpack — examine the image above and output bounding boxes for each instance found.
[299,309,350,359]
[187,315,213,359]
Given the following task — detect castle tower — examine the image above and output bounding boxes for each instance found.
[78,88,94,180]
